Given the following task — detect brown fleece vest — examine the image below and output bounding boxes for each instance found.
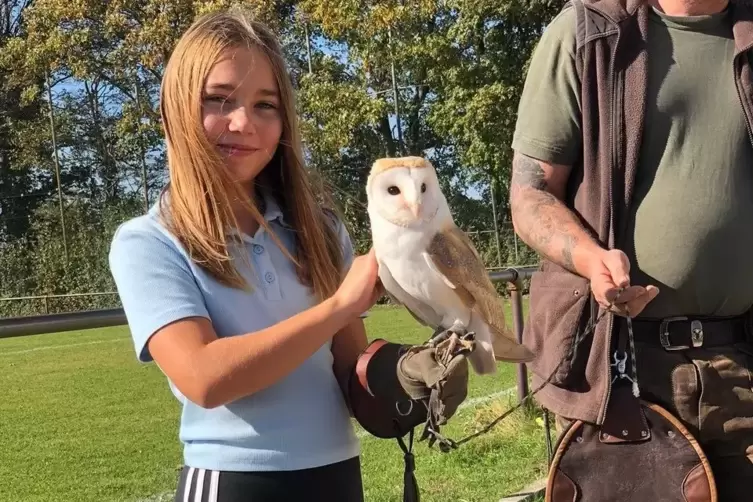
[524,0,753,425]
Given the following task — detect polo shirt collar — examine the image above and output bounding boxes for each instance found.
[260,190,290,228]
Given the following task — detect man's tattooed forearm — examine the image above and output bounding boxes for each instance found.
[515,191,579,273]
[511,155,548,191]
[525,190,558,251]
[509,154,582,274]
[561,234,577,272]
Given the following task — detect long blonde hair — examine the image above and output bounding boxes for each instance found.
[158,9,345,301]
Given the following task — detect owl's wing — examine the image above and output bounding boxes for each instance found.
[378,260,443,329]
[424,225,534,362]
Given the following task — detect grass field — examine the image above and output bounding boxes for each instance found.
[0,302,551,502]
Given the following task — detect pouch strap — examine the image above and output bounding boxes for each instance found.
[395,428,420,502]
[601,313,649,442]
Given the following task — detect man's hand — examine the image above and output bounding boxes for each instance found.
[588,249,659,317]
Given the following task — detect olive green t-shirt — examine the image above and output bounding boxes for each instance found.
[512,5,753,318]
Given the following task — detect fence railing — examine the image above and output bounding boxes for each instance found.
[0,292,119,314]
[0,266,539,398]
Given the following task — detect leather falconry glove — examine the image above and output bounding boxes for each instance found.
[346,336,471,502]
[397,343,470,445]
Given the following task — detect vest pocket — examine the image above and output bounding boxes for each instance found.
[524,267,592,389]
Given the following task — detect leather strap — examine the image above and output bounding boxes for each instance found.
[601,311,648,442]
[630,315,747,350]
[356,338,389,395]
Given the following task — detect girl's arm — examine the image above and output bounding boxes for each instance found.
[109,222,380,409]
[149,251,379,409]
[148,292,358,408]
[330,317,370,413]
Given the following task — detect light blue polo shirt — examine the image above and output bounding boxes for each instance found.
[108,191,361,472]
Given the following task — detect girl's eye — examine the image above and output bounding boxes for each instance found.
[204,95,227,103]
[257,102,278,110]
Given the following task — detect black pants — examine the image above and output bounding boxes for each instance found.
[174,457,364,502]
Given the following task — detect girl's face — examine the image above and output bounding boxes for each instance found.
[201,46,283,189]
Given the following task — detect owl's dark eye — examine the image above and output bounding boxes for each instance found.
[387,186,401,195]
[421,183,427,193]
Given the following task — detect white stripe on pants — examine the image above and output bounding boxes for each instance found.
[180,466,220,502]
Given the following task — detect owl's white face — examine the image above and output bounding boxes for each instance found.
[367,166,444,228]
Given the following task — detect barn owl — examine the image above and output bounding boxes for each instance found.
[366,156,535,375]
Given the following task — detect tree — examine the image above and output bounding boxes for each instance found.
[0,0,53,241]
[0,0,554,314]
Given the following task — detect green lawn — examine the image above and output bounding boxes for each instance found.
[0,302,550,502]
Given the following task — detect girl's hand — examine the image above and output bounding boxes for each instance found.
[334,248,383,316]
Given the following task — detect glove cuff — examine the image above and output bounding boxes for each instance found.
[347,339,428,439]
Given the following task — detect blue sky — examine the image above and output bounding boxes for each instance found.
[43,29,486,202]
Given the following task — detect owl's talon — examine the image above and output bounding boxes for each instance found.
[457,333,475,354]
[440,333,459,365]
[427,321,467,345]
[434,328,476,365]
[425,326,450,347]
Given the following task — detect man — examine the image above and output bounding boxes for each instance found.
[510,0,753,498]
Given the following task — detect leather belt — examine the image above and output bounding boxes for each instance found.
[628,315,748,351]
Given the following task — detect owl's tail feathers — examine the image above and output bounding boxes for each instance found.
[468,340,498,375]
[490,326,535,364]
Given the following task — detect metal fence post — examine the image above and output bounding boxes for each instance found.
[508,273,529,404]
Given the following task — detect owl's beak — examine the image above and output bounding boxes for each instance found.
[409,202,421,219]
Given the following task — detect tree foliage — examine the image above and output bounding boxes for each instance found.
[0,0,554,316]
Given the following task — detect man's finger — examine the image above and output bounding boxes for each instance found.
[625,286,660,315]
[603,252,631,288]
[597,283,659,317]
[608,304,630,316]
[605,285,643,304]
[645,285,660,300]
[598,288,643,313]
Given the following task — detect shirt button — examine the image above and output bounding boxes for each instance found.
[253,244,264,255]
[264,272,275,283]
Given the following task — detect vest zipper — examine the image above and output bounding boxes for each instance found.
[600,25,621,425]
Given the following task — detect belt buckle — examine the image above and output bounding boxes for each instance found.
[659,316,704,350]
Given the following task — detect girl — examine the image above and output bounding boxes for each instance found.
[109,9,382,502]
